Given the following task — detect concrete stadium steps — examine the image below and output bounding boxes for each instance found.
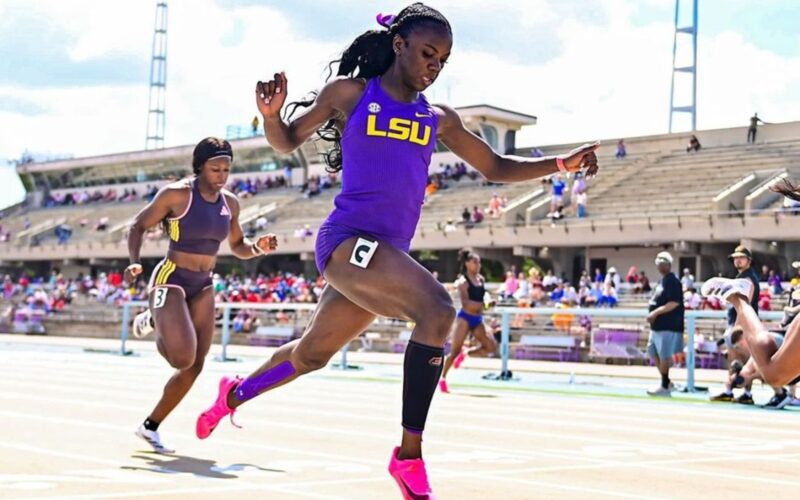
[418,180,534,230]
[577,141,800,218]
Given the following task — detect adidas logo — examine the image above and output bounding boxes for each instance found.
[220,206,230,217]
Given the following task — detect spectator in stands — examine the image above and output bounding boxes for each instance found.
[625,266,638,284]
[681,268,695,291]
[615,139,627,158]
[683,287,702,310]
[487,193,501,218]
[293,224,313,238]
[646,251,684,397]
[531,147,544,158]
[283,164,292,187]
[461,207,471,225]
[562,282,578,305]
[444,218,457,232]
[597,280,617,308]
[594,268,605,284]
[23,218,30,230]
[95,217,109,231]
[251,115,260,136]
[471,206,484,224]
[55,223,72,245]
[574,188,589,219]
[501,271,519,299]
[548,174,566,217]
[605,267,621,289]
[513,272,529,301]
[768,269,783,295]
[686,135,701,153]
[758,287,772,311]
[747,113,764,143]
[305,176,321,198]
[549,282,564,303]
[3,275,14,299]
[634,270,652,293]
[760,264,770,282]
[577,269,590,289]
[542,269,558,291]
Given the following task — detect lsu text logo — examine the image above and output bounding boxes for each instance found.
[366,115,431,146]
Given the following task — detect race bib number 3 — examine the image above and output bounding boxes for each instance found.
[349,238,379,269]
[153,287,168,309]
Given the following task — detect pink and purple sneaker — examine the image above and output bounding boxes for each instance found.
[388,446,436,499]
[196,375,242,439]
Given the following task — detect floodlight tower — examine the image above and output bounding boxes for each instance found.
[668,0,698,133]
[145,2,168,149]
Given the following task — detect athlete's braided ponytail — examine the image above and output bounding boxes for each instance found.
[773,178,800,202]
[284,2,451,173]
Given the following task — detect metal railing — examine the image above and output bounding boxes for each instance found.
[493,306,783,392]
[119,301,784,394]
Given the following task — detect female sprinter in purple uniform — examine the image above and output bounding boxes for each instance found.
[196,4,599,497]
[125,137,277,453]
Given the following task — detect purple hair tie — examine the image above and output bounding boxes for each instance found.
[376,13,396,29]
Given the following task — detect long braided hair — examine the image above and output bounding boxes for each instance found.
[773,178,800,202]
[284,2,451,173]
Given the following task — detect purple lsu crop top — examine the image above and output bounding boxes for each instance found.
[325,77,439,242]
[167,178,231,256]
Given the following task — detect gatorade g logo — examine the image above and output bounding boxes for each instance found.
[429,356,443,366]
[349,238,378,269]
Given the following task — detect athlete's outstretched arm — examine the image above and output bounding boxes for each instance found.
[224,193,278,259]
[436,104,599,183]
[255,73,364,154]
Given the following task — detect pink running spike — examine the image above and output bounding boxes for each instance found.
[453,350,467,369]
[438,379,449,394]
[196,375,242,439]
[388,446,436,499]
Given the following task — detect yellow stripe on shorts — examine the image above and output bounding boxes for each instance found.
[156,260,175,285]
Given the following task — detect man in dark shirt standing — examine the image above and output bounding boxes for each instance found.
[727,245,759,328]
[714,245,761,404]
[747,113,764,143]
[646,251,685,397]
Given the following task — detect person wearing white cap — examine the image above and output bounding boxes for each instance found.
[646,251,684,397]
[604,266,621,290]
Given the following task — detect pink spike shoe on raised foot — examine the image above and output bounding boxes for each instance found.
[196,375,242,439]
[438,379,449,393]
[388,446,436,499]
[452,350,467,369]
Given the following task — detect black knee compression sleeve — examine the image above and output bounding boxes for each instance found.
[402,340,445,434]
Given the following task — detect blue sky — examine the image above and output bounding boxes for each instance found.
[1,0,799,210]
